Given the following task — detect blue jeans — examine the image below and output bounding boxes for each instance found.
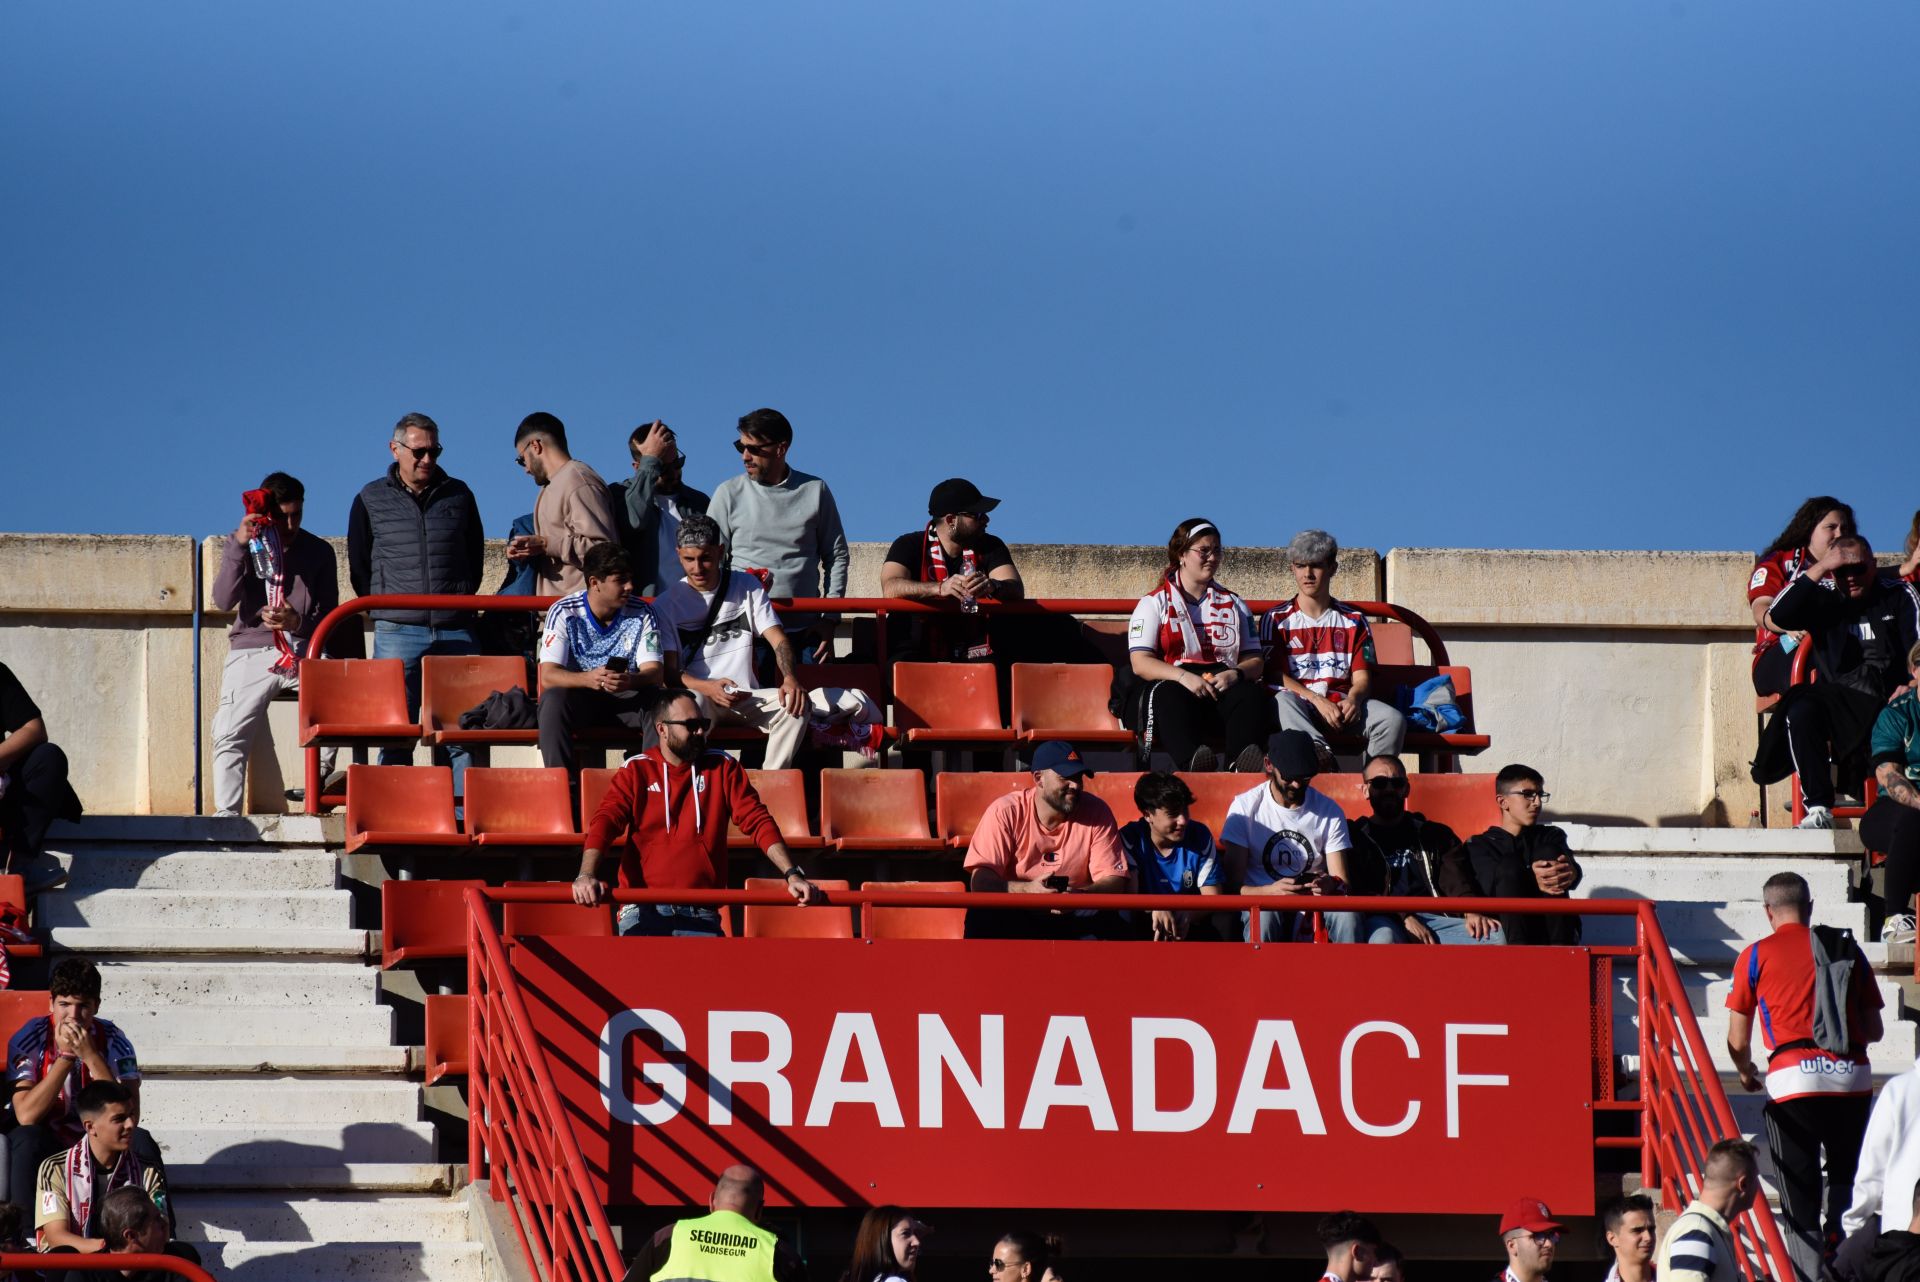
[372,621,478,789]
[618,903,725,938]
[1413,911,1505,945]
[1326,911,1411,944]
[1240,908,1308,943]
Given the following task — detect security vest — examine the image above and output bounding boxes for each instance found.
[650,1209,781,1282]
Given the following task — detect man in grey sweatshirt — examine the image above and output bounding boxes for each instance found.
[707,408,849,658]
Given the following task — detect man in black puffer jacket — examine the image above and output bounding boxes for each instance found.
[1437,763,1582,945]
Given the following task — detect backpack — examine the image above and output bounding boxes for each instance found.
[1809,923,1860,1056]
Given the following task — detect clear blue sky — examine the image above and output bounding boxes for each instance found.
[4,3,1916,554]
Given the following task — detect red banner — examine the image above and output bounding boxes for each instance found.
[512,938,1597,1214]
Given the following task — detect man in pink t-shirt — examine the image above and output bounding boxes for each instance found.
[963,740,1133,939]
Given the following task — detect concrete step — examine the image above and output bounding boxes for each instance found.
[193,1239,485,1282]
[139,1044,410,1074]
[40,888,353,930]
[139,1078,422,1126]
[94,959,380,1007]
[152,1121,439,1164]
[55,848,340,893]
[108,1005,394,1047]
[1576,854,1854,904]
[47,813,339,847]
[170,1162,463,1193]
[1566,825,1863,858]
[48,927,371,957]
[1585,902,1876,963]
[181,1191,472,1243]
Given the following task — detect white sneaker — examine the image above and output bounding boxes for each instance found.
[1883,914,1917,945]
[1798,805,1835,830]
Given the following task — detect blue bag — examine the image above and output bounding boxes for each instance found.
[1399,674,1464,733]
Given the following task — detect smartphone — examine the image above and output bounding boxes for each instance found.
[1044,875,1070,892]
[604,656,629,674]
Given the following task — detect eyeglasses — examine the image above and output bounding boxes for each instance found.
[1526,1232,1561,1246]
[398,444,443,461]
[658,717,713,731]
[733,439,777,457]
[1502,790,1551,802]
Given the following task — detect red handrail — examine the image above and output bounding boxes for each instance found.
[0,1254,216,1281]
[464,886,1796,1282]
[301,592,1456,813]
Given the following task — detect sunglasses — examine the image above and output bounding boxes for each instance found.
[399,444,443,461]
[733,439,778,457]
[1834,563,1874,580]
[657,717,712,731]
[989,1262,1015,1274]
[1365,777,1409,790]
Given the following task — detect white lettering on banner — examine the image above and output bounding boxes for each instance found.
[601,1008,688,1126]
[1020,1016,1118,1131]
[1132,1018,1217,1133]
[805,1013,904,1128]
[1227,1020,1327,1135]
[709,1011,794,1126]
[1445,1023,1510,1138]
[1340,1021,1420,1137]
[918,1014,1005,1129]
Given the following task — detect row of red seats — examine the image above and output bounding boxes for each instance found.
[346,764,1503,858]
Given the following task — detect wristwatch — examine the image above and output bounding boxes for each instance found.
[783,867,806,880]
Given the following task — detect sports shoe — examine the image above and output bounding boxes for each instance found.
[1188,745,1217,773]
[1313,740,1337,772]
[1882,914,1917,945]
[1231,744,1265,774]
[810,720,882,761]
[1798,805,1835,830]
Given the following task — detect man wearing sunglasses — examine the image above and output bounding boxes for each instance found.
[1754,534,1920,830]
[610,419,710,597]
[1436,763,1581,945]
[1498,1199,1564,1282]
[347,412,486,781]
[1341,754,1487,944]
[509,412,619,597]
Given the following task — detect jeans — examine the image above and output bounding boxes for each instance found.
[372,621,478,787]
[1240,908,1309,943]
[1411,911,1505,945]
[1326,911,1411,944]
[618,903,725,938]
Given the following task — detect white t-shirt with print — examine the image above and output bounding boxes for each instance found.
[652,571,780,699]
[1219,782,1352,887]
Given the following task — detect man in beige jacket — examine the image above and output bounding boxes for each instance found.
[510,412,620,596]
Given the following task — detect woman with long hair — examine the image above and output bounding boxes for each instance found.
[842,1206,923,1282]
[987,1230,1058,1282]
[1749,496,1855,697]
[1123,517,1271,772]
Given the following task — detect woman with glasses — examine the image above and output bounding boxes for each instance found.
[1748,496,1855,697]
[986,1231,1058,1282]
[841,1207,925,1282]
[1123,517,1271,772]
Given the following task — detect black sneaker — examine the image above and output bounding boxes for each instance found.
[1188,745,1217,773]
[1231,744,1265,773]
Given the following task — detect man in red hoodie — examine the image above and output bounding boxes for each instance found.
[571,688,818,936]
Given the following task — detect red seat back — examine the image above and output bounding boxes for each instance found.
[894,663,1003,734]
[298,659,414,738]
[739,770,814,840]
[419,656,529,733]
[380,878,485,969]
[1083,772,1145,825]
[0,991,46,1048]
[0,874,25,917]
[347,765,457,842]
[424,993,469,1084]
[864,880,968,940]
[465,768,576,837]
[1370,620,1417,666]
[580,767,620,831]
[742,877,855,939]
[821,770,931,842]
[934,772,1030,843]
[1183,773,1256,839]
[1010,664,1125,734]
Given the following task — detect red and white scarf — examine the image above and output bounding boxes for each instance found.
[1150,573,1243,667]
[258,522,300,675]
[46,1139,142,1244]
[921,524,990,659]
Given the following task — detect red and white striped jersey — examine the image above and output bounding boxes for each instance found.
[1260,599,1376,700]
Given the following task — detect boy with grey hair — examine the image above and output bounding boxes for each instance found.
[1260,529,1406,765]
[652,514,879,766]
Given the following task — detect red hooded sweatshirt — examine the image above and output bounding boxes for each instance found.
[583,747,782,890]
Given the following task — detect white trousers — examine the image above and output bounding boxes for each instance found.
[210,647,334,814]
[709,687,876,770]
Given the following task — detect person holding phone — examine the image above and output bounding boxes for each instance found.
[1437,764,1582,945]
[1218,729,1352,943]
[536,542,670,778]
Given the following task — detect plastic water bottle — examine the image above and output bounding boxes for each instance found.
[959,549,980,614]
[247,531,278,582]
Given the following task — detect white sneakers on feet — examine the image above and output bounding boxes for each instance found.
[1882,914,1917,946]
[1798,805,1835,830]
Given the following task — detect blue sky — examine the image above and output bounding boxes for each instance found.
[4,3,1916,554]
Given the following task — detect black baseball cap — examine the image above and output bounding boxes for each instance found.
[928,478,1000,518]
[1265,729,1320,780]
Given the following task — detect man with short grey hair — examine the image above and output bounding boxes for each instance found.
[347,413,486,782]
[1260,528,1405,766]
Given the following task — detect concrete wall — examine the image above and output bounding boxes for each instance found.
[1,533,1765,824]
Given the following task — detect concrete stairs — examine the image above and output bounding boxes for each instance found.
[39,817,482,1282]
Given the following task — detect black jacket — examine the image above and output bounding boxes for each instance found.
[610,459,711,598]
[1437,823,1582,945]
[1865,1230,1920,1282]
[1347,813,1460,899]
[347,465,486,626]
[1770,572,1920,702]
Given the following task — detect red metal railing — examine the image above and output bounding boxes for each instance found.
[0,1255,216,1281]
[464,886,1795,1282]
[302,593,1456,813]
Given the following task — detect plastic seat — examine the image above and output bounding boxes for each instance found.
[1182,773,1256,839]
[501,883,615,938]
[863,880,968,940]
[1084,772,1145,825]
[0,875,42,962]
[1365,665,1491,760]
[1309,772,1498,837]
[424,994,469,1084]
[934,772,1031,848]
[464,768,583,848]
[421,656,536,747]
[0,990,46,1045]
[1009,664,1135,747]
[729,769,825,851]
[381,878,485,969]
[345,766,467,854]
[297,659,421,748]
[1370,620,1417,666]
[819,770,944,854]
[579,767,620,831]
[741,877,854,939]
[893,663,1014,749]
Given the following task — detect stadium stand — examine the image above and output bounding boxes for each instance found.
[1009,663,1135,748]
[861,879,968,939]
[740,876,854,939]
[420,655,536,749]
[892,661,1016,752]
[819,769,945,855]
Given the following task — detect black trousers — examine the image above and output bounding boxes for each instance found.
[1781,686,1880,810]
[9,1124,169,1232]
[1754,644,1794,698]
[1129,673,1273,770]
[0,741,82,863]
[1861,796,1920,919]
[536,688,658,775]
[1762,1091,1872,1282]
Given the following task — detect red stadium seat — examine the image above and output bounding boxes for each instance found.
[863,880,968,940]
[1311,772,1498,837]
[0,875,42,963]
[1315,773,1368,821]
[381,878,485,969]
[1083,772,1145,825]
[464,768,583,849]
[934,772,1031,848]
[1365,665,1491,761]
[500,882,614,938]
[0,990,46,1045]
[424,994,469,1084]
[298,659,421,748]
[742,877,855,939]
[730,769,824,851]
[893,663,1015,750]
[345,766,467,854]
[1181,774,1255,839]
[1009,664,1135,747]
[1370,620,1417,666]
[820,770,944,855]
[579,767,620,831]
[421,656,536,747]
